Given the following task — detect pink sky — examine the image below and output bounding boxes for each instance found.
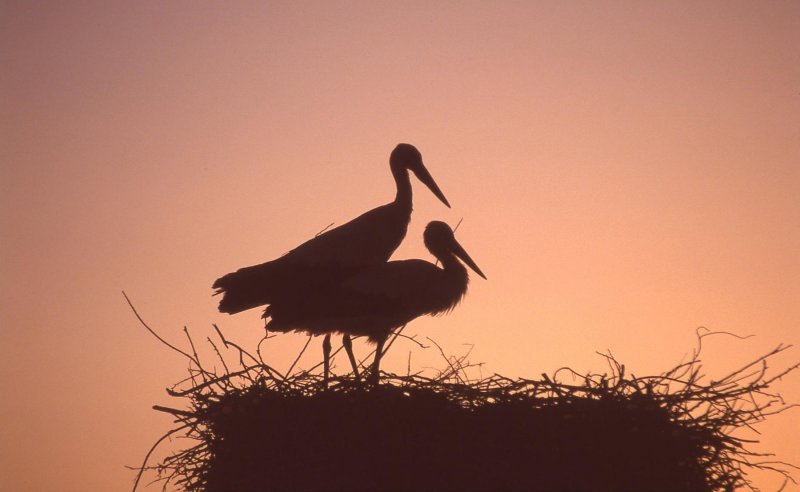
[2,2,799,490]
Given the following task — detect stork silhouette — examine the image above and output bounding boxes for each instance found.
[266,221,486,384]
[213,144,450,382]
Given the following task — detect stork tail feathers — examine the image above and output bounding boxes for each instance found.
[212,261,282,314]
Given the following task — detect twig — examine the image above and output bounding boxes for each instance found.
[123,291,195,362]
[381,324,407,357]
[315,222,336,237]
[131,425,188,492]
[153,405,195,418]
[286,335,313,376]
[207,338,230,375]
[135,320,799,491]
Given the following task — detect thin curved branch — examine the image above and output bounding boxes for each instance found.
[123,291,196,362]
[130,424,189,492]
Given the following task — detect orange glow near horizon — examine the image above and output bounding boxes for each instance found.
[2,2,799,490]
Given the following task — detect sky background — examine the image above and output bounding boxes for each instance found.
[2,1,799,490]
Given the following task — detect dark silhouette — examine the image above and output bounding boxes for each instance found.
[266,221,486,383]
[132,288,797,491]
[213,144,450,381]
[201,383,713,491]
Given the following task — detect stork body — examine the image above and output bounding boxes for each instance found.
[214,199,411,314]
[212,144,450,380]
[267,221,486,383]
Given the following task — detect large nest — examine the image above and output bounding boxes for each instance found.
[126,295,798,492]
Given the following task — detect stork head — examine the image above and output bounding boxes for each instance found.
[424,221,487,279]
[391,143,450,208]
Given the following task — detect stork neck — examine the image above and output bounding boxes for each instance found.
[392,164,413,211]
[438,252,467,278]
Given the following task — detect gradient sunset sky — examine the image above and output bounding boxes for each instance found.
[2,1,799,490]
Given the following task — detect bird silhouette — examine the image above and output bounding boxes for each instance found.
[265,221,486,384]
[213,144,450,381]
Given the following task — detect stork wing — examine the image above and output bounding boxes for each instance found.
[281,202,405,268]
[265,259,447,338]
[213,203,407,313]
[340,260,443,308]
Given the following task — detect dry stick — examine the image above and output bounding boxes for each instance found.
[302,344,346,376]
[314,222,335,237]
[169,374,201,392]
[354,324,421,372]
[286,335,313,376]
[184,327,231,393]
[455,344,477,381]
[213,324,259,365]
[183,327,201,367]
[714,345,792,388]
[381,324,408,358]
[427,337,463,383]
[356,338,377,369]
[400,333,429,349]
[182,327,208,388]
[553,366,584,382]
[131,424,189,492]
[123,291,196,363]
[207,338,230,376]
[213,324,286,381]
[167,366,266,397]
[256,332,275,365]
[153,405,195,418]
[695,327,754,356]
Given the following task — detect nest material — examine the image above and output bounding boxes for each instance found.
[195,374,711,491]
[125,295,798,492]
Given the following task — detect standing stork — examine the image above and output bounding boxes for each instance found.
[266,221,486,384]
[213,144,450,381]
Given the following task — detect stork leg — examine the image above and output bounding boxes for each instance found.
[369,337,387,386]
[342,334,360,379]
[322,334,332,388]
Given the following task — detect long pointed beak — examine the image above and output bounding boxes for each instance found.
[412,162,451,208]
[451,238,487,280]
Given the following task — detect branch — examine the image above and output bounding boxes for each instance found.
[130,424,188,492]
[123,291,195,362]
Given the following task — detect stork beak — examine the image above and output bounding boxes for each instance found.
[412,161,451,208]
[451,238,487,280]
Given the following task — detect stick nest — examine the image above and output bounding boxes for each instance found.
[126,295,798,492]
